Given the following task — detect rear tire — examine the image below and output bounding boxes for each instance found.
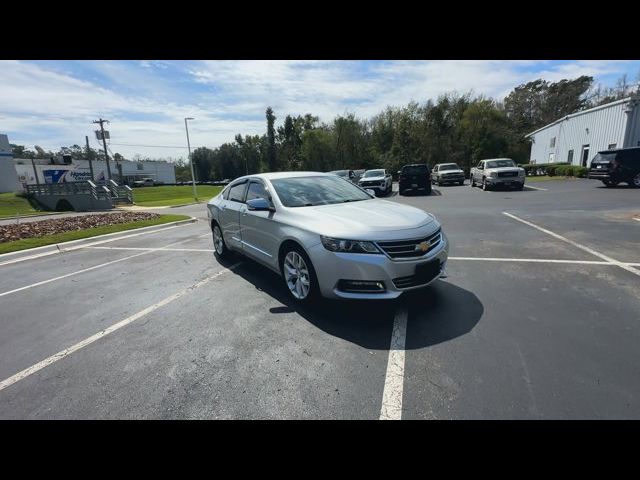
[212,222,230,260]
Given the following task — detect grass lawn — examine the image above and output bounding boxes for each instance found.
[0,214,191,255]
[0,193,40,219]
[133,185,223,207]
[526,175,576,183]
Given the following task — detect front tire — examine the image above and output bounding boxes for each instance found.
[470,176,475,187]
[280,244,319,304]
[482,178,489,191]
[632,173,640,188]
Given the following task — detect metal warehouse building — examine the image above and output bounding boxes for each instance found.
[525,96,640,166]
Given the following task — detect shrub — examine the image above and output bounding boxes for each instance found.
[575,166,588,178]
[546,165,557,176]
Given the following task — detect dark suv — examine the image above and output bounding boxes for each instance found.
[588,147,640,187]
[398,164,431,196]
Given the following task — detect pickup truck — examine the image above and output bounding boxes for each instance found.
[470,158,525,191]
[132,178,155,187]
[358,169,392,196]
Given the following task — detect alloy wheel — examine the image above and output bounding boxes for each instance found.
[284,251,311,300]
[213,225,225,255]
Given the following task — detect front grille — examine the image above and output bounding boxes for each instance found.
[376,229,442,259]
[442,172,463,176]
[360,181,381,187]
[498,171,519,178]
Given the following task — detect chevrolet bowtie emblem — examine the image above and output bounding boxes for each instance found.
[415,240,430,252]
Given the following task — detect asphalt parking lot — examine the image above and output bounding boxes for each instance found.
[1,178,639,419]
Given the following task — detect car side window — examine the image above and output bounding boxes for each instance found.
[434,166,438,172]
[477,162,484,169]
[222,186,231,200]
[246,181,271,203]
[228,181,248,203]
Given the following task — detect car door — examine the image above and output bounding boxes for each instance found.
[473,161,484,182]
[433,165,439,182]
[219,180,247,251]
[239,180,280,269]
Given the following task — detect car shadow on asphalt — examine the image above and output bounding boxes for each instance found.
[215,254,483,351]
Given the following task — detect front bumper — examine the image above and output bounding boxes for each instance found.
[308,233,449,299]
[485,176,525,186]
[359,183,386,193]
[438,175,465,183]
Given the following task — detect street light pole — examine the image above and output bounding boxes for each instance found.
[184,117,197,200]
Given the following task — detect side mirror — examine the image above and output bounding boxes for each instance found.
[366,189,376,196]
[247,198,274,211]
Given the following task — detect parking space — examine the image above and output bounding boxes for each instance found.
[0,178,638,419]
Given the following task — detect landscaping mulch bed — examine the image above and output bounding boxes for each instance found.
[0,212,161,243]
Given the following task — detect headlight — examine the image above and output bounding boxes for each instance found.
[518,169,525,176]
[488,172,497,178]
[320,236,381,254]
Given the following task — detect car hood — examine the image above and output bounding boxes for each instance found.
[359,176,385,182]
[487,166,523,173]
[285,199,437,240]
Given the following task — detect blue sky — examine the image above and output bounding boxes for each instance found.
[1,60,638,160]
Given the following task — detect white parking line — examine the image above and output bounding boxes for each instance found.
[523,185,547,191]
[634,218,640,223]
[84,247,212,253]
[0,263,241,393]
[380,306,408,420]
[0,223,189,267]
[448,257,614,265]
[503,212,640,277]
[0,235,208,299]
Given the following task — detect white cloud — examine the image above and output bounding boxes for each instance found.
[1,59,638,160]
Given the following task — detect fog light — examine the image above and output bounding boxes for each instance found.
[337,280,386,293]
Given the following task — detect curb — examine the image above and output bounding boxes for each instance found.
[0,217,197,263]
[0,211,61,222]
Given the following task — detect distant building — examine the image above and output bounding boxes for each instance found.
[0,134,21,193]
[13,157,176,186]
[525,97,640,166]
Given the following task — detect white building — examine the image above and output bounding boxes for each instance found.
[525,96,640,166]
[0,134,21,193]
[13,157,176,186]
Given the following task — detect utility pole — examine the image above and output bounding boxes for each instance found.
[93,118,112,182]
[85,135,95,181]
[184,117,198,200]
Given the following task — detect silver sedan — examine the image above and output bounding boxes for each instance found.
[207,172,449,303]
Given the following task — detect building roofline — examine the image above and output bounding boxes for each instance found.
[524,96,639,138]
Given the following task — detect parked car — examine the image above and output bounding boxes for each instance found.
[587,147,640,187]
[328,169,357,183]
[358,169,393,196]
[132,178,154,187]
[432,163,465,186]
[398,164,432,195]
[470,158,525,191]
[207,172,449,303]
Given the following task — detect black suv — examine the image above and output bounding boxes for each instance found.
[398,164,431,195]
[588,147,640,187]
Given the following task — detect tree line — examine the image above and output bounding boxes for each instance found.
[188,73,640,180]
[11,71,639,182]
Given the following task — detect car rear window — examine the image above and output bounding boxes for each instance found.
[402,165,428,175]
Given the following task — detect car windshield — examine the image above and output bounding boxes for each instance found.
[439,164,459,171]
[271,176,372,207]
[330,170,348,177]
[402,165,428,174]
[363,170,384,178]
[486,160,516,168]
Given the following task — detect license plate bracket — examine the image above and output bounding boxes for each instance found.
[415,259,441,283]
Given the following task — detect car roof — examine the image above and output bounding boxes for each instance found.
[402,163,427,167]
[230,171,335,183]
[482,158,514,162]
[597,147,640,154]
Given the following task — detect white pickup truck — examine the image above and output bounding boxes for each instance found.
[470,158,525,191]
[358,169,393,196]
